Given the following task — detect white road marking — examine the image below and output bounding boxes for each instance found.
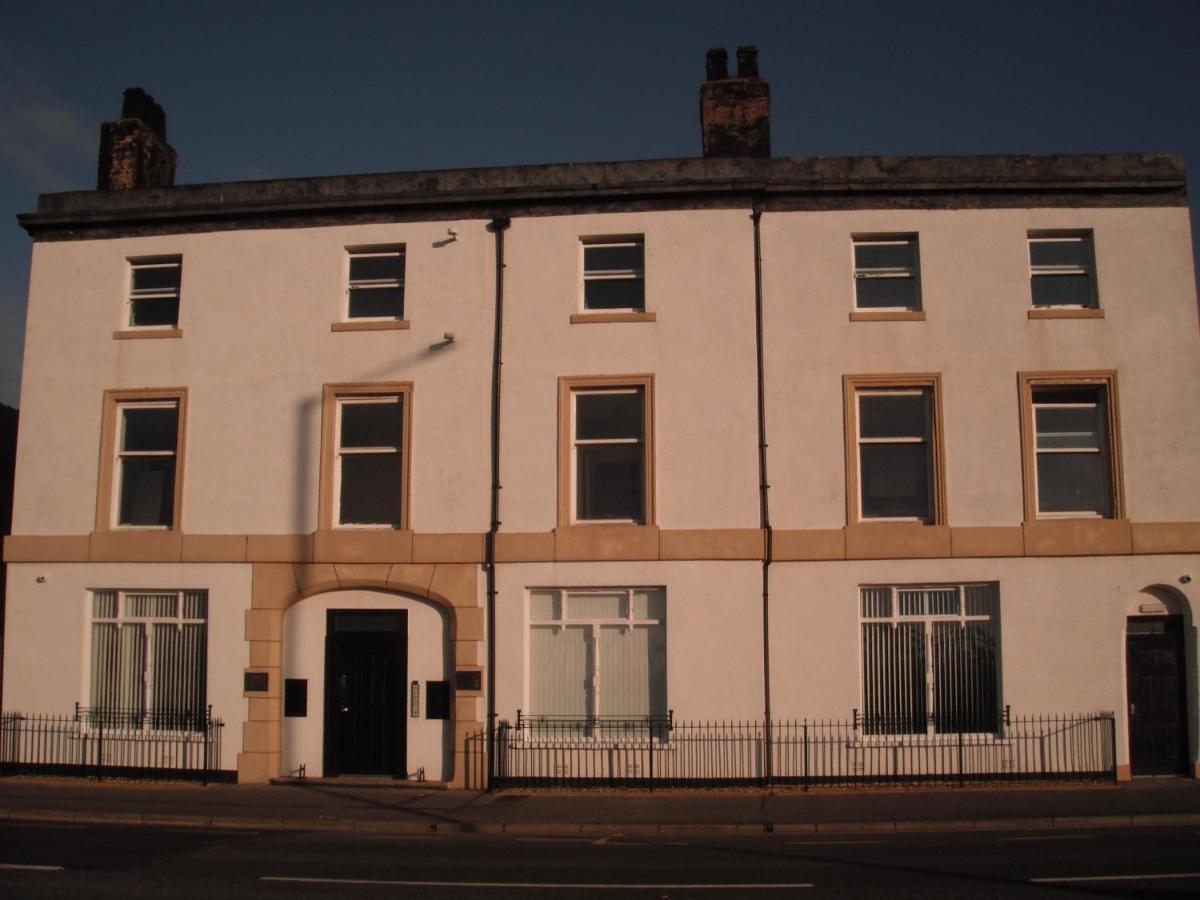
[262,876,813,889]
[1032,872,1200,884]
[0,863,64,872]
[787,839,887,846]
[998,834,1094,842]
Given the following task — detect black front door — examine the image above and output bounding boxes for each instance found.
[324,610,407,777]
[1126,615,1188,776]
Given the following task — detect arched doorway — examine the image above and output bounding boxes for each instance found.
[282,589,452,780]
[1126,586,1193,776]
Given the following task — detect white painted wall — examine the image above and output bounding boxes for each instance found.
[281,589,452,781]
[2,562,251,772]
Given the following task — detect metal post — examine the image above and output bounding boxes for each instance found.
[803,721,810,792]
[1108,713,1118,784]
[96,717,104,782]
[958,729,964,788]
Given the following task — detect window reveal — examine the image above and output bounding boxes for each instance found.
[128,257,181,328]
[347,247,405,319]
[853,236,920,311]
[335,395,405,527]
[1029,233,1096,309]
[528,588,666,733]
[582,237,644,312]
[1032,385,1113,517]
[116,400,180,527]
[860,583,1000,735]
[572,387,646,522]
[856,389,933,521]
[90,589,208,730]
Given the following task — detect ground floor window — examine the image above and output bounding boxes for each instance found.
[89,590,208,730]
[860,583,999,735]
[528,588,666,734]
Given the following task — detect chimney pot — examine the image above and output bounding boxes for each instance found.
[736,45,759,78]
[705,47,729,81]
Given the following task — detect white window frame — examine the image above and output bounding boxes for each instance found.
[1028,232,1097,309]
[855,388,933,523]
[88,589,208,733]
[571,386,645,525]
[859,583,1000,738]
[113,399,180,530]
[852,235,921,312]
[333,393,405,528]
[581,236,645,313]
[127,256,182,329]
[526,587,666,738]
[345,245,406,321]
[1031,387,1112,519]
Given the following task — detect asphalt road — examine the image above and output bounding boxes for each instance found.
[2,820,1200,898]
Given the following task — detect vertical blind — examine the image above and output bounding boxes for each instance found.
[861,584,999,735]
[90,590,208,730]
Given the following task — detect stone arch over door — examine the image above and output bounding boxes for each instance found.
[1122,584,1197,779]
[238,562,484,786]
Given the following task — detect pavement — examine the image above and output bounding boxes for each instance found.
[1,776,1198,837]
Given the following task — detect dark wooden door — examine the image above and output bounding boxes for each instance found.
[1126,616,1188,776]
[324,611,407,777]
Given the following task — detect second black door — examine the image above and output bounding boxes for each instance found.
[324,610,407,777]
[1126,615,1188,776]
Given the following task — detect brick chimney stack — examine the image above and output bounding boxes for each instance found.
[700,46,770,158]
[97,88,179,191]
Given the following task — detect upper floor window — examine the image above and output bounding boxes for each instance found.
[346,246,405,320]
[853,236,921,312]
[582,236,644,312]
[128,256,181,328]
[1021,372,1122,520]
[845,375,945,525]
[1028,232,1097,309]
[98,390,186,530]
[320,384,412,529]
[560,376,653,525]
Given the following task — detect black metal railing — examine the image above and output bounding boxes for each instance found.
[466,709,1117,790]
[0,706,224,783]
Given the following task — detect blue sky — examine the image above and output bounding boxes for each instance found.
[2,0,1198,408]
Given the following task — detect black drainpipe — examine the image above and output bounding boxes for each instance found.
[751,200,773,783]
[485,214,511,791]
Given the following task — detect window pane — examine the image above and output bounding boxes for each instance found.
[348,286,404,318]
[933,621,998,733]
[862,621,926,735]
[529,591,560,622]
[568,593,624,619]
[632,589,665,620]
[860,443,931,519]
[131,263,180,293]
[182,590,208,619]
[859,393,926,439]
[93,590,118,619]
[577,443,643,521]
[598,625,662,718]
[1036,452,1112,515]
[855,242,914,270]
[339,452,403,526]
[130,297,179,327]
[1031,273,1093,307]
[583,278,645,311]
[118,624,146,714]
[127,593,177,617]
[122,406,178,452]
[341,400,403,448]
[855,277,918,310]
[584,243,643,272]
[1030,239,1088,268]
[861,587,891,618]
[90,623,119,709]
[898,591,925,616]
[530,625,591,717]
[926,589,960,616]
[576,391,643,440]
[1035,405,1102,450]
[118,456,176,526]
[964,583,999,617]
[349,253,404,282]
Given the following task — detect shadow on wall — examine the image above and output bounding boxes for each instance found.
[0,403,18,707]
